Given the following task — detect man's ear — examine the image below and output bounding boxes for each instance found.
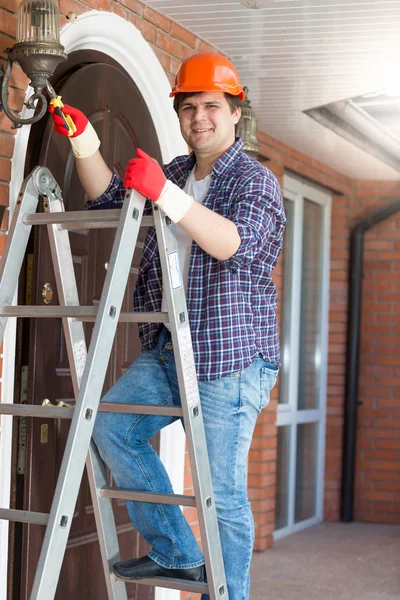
[233,107,241,125]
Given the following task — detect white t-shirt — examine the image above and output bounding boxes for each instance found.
[161,168,212,322]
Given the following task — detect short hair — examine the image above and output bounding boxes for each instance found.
[173,92,242,115]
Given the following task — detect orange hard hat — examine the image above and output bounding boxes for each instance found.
[170,53,245,102]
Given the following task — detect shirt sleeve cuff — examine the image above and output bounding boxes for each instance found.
[85,173,124,210]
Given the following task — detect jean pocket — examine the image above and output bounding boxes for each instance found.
[260,365,279,411]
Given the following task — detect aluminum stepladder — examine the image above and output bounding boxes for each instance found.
[0,166,228,600]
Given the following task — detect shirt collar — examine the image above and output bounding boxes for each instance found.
[184,137,244,179]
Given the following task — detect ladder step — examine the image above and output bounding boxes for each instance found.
[22,210,154,230]
[100,488,196,507]
[113,575,209,595]
[0,508,49,525]
[0,403,183,419]
[0,404,74,419]
[0,306,169,323]
[99,403,183,417]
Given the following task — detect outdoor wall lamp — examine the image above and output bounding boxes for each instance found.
[0,0,67,129]
[237,87,261,156]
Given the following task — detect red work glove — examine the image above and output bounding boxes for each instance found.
[124,148,166,202]
[49,103,88,138]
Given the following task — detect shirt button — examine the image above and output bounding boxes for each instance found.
[160,356,165,362]
[165,343,173,350]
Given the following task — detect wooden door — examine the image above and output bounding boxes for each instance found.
[19,59,161,600]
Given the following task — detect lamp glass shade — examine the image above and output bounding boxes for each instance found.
[237,87,260,156]
[16,0,61,44]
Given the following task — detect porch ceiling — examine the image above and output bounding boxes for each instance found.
[147,0,400,181]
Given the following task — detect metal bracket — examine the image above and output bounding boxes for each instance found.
[32,166,63,204]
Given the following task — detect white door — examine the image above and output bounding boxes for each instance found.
[274,175,331,538]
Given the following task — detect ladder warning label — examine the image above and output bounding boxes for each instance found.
[167,251,183,290]
[73,340,87,380]
[178,328,200,409]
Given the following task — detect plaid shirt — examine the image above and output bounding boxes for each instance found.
[86,138,286,381]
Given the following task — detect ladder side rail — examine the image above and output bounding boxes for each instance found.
[153,207,228,600]
[30,186,145,600]
[42,178,128,600]
[0,168,43,343]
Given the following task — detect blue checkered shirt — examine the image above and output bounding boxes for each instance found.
[86,138,286,380]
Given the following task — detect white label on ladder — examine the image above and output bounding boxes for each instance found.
[73,340,87,380]
[167,251,183,290]
[178,328,200,409]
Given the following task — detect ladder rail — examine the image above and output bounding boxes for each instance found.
[0,168,41,343]
[153,206,228,600]
[37,175,128,600]
[30,179,145,599]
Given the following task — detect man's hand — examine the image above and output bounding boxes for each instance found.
[124,148,194,223]
[124,149,166,201]
[49,103,88,138]
[48,103,100,159]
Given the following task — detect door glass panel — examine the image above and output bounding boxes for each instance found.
[298,199,323,410]
[279,199,294,405]
[295,422,318,523]
[275,425,290,530]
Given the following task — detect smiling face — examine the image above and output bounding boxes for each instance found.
[177,91,241,161]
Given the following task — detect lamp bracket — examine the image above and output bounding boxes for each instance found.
[0,53,48,129]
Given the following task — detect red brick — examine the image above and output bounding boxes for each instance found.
[169,56,181,78]
[195,38,217,54]
[60,0,91,18]
[149,43,170,72]
[1,0,18,11]
[0,132,14,157]
[0,109,17,135]
[183,507,198,525]
[0,157,11,180]
[157,29,184,59]
[135,16,157,43]
[374,460,400,471]
[111,1,127,19]
[0,8,17,37]
[248,473,275,488]
[93,0,111,9]
[250,435,277,450]
[182,45,196,61]
[120,0,143,15]
[143,6,170,32]
[171,22,196,49]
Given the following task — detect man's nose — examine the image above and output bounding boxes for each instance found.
[192,107,207,121]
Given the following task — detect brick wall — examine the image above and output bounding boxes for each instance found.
[1,3,400,600]
[351,182,400,524]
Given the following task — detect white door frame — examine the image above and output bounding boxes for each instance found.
[274,174,331,539]
[0,12,187,600]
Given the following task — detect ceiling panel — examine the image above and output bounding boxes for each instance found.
[146,0,400,180]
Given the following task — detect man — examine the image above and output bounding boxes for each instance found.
[50,52,286,600]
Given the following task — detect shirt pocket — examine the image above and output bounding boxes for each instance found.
[260,365,279,411]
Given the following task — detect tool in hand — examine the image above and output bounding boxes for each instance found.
[46,81,77,136]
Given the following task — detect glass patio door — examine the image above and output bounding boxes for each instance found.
[274,174,331,538]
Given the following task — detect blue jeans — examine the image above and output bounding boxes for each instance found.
[93,327,278,600]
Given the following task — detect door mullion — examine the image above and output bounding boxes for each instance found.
[287,422,297,531]
[286,194,303,529]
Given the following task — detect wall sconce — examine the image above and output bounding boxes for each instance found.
[237,86,261,156]
[0,0,67,129]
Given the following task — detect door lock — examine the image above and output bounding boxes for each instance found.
[42,283,53,304]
